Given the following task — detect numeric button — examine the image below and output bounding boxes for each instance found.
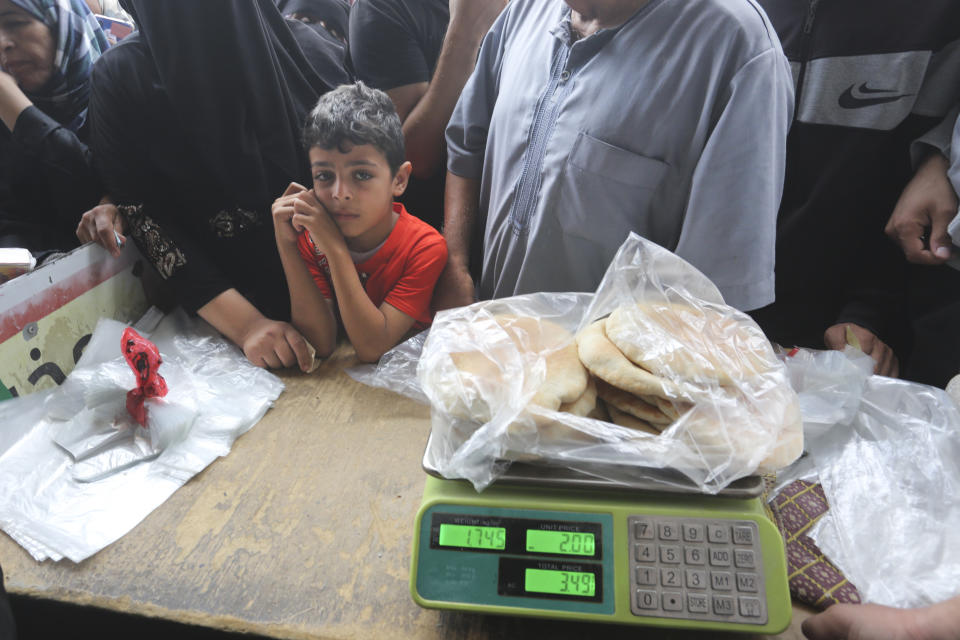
[661,568,682,588]
[658,523,679,541]
[634,520,655,540]
[635,567,656,586]
[659,545,681,564]
[636,589,658,610]
[685,546,706,565]
[685,568,707,590]
[683,523,705,542]
[635,543,656,563]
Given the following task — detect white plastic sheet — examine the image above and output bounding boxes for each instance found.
[351,234,802,492]
[0,309,283,562]
[778,348,960,607]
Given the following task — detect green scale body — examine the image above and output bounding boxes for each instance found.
[411,475,791,634]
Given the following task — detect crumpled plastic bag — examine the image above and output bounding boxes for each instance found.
[351,233,802,492]
[774,347,960,608]
[0,308,284,562]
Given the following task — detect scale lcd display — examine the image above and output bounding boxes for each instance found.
[438,524,506,550]
[524,568,596,597]
[526,529,595,556]
[430,513,602,560]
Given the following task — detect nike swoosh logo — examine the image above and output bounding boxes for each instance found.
[838,83,914,109]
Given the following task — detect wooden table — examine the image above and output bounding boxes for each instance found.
[1,345,815,639]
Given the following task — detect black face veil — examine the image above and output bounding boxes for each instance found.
[124,0,333,210]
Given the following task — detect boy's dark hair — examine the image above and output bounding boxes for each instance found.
[303,82,405,175]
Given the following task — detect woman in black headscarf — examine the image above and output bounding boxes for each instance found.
[279,0,350,44]
[276,0,351,81]
[86,0,348,370]
[0,0,109,260]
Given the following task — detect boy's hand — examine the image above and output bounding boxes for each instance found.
[292,190,346,255]
[272,182,308,246]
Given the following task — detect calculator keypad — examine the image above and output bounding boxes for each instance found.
[628,517,767,624]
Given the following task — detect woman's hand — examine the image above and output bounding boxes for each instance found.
[239,316,315,371]
[291,189,346,255]
[272,182,308,246]
[77,197,126,258]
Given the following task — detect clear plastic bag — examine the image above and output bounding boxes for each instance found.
[0,308,284,562]
[771,347,960,607]
[351,234,802,492]
[805,376,960,607]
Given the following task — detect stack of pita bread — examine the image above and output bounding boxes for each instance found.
[420,301,802,472]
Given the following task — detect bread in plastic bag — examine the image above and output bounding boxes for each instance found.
[351,234,802,492]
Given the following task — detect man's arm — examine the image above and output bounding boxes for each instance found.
[802,595,960,640]
[673,48,794,312]
[885,151,957,265]
[390,0,507,180]
[432,171,481,310]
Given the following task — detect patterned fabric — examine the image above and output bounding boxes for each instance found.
[769,480,862,609]
[121,205,187,279]
[10,0,110,130]
[208,208,261,238]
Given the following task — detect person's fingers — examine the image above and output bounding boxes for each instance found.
[272,336,298,369]
[878,347,899,378]
[95,211,122,257]
[291,213,307,232]
[260,349,284,369]
[285,329,313,372]
[281,182,306,197]
[889,352,900,378]
[822,325,845,351]
[930,225,953,262]
[76,216,93,243]
[801,605,857,640]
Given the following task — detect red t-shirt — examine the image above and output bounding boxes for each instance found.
[296,203,448,328]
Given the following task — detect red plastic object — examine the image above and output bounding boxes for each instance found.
[121,327,168,426]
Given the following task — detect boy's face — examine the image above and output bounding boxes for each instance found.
[309,143,410,250]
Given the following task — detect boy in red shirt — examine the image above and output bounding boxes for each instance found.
[272,82,448,363]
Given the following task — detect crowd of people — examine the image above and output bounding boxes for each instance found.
[1,0,960,637]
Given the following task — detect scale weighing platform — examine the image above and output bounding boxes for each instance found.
[411,454,791,634]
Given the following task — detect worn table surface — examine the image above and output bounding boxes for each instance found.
[1,345,814,639]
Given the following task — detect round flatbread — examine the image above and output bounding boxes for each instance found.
[606,405,662,435]
[422,314,588,423]
[595,379,673,426]
[639,394,689,421]
[559,376,598,417]
[576,319,689,401]
[605,302,778,386]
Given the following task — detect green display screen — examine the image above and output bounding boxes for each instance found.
[524,568,596,597]
[438,524,506,550]
[525,529,596,556]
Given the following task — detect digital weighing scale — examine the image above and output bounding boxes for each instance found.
[411,448,791,633]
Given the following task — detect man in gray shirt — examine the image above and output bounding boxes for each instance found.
[434,0,793,312]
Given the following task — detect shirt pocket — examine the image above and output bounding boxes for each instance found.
[557,132,669,249]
